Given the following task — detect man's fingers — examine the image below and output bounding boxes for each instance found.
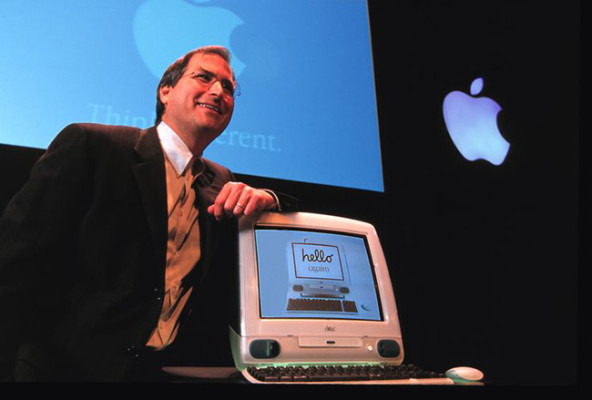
[233,190,252,217]
[208,182,276,220]
[209,182,246,219]
[211,183,232,220]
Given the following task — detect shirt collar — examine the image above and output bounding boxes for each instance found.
[157,121,198,176]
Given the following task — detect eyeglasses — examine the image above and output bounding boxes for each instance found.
[185,71,242,100]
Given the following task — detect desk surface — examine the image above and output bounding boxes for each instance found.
[161,366,482,385]
[162,366,246,383]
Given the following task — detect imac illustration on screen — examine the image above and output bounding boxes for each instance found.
[286,239,355,313]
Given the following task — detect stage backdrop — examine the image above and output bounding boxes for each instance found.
[0,0,580,385]
[0,0,383,191]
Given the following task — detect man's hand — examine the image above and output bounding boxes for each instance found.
[207,182,276,220]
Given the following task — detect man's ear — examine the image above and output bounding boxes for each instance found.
[159,85,171,106]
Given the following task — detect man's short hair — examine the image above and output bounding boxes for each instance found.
[155,45,233,124]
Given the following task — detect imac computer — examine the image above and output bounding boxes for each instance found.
[231,212,453,384]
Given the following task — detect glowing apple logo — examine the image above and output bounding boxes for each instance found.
[133,0,245,80]
[442,77,510,165]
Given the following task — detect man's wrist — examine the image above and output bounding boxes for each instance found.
[261,189,281,211]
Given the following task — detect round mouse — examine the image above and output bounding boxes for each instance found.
[445,366,484,382]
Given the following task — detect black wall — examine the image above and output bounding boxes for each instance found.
[0,0,580,385]
[242,0,580,385]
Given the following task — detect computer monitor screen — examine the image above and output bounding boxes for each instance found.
[254,227,383,321]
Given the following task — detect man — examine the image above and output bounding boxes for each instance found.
[0,46,296,381]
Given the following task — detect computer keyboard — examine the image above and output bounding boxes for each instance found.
[246,364,448,383]
[287,298,358,312]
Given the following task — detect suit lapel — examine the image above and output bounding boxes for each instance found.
[192,166,222,288]
[132,127,168,272]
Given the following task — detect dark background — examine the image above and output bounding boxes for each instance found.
[0,0,580,385]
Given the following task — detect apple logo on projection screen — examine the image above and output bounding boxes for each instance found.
[133,0,245,80]
[442,78,510,165]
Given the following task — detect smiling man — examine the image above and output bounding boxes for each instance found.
[0,45,296,382]
[157,46,277,219]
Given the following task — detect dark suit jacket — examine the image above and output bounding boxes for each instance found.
[0,123,294,381]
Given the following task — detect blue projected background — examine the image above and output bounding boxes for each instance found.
[0,0,383,191]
